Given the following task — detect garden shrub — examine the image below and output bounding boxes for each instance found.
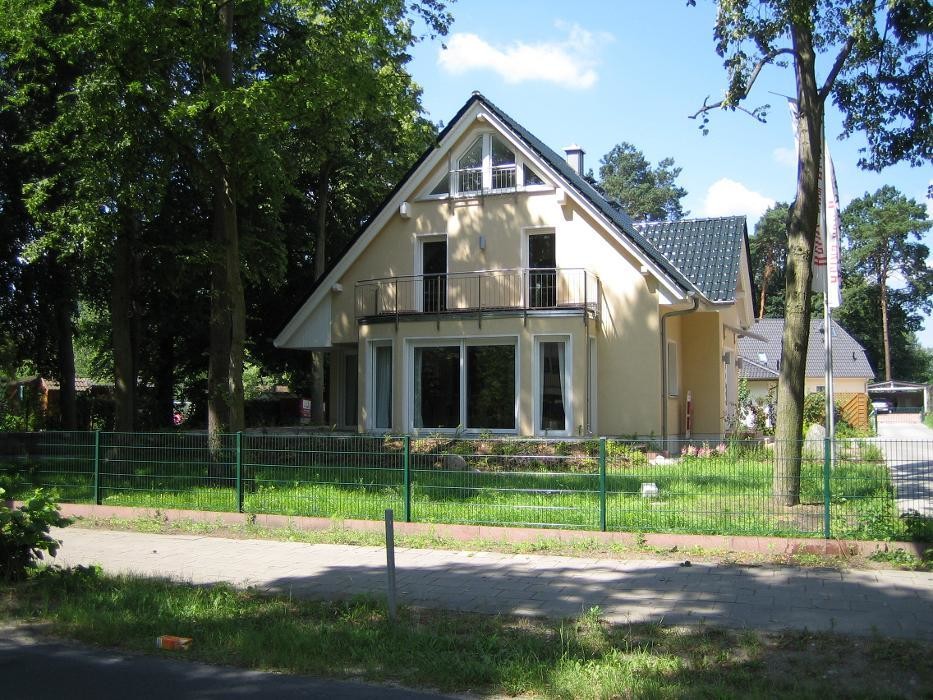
[0,486,71,582]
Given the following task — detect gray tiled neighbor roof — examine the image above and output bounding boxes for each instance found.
[639,218,746,302]
[738,318,875,380]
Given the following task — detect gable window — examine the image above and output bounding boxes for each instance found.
[457,137,483,193]
[428,174,449,196]
[410,339,517,432]
[523,164,544,186]
[424,132,549,199]
[490,135,516,189]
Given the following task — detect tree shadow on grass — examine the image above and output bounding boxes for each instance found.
[10,559,933,699]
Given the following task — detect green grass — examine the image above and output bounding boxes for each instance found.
[2,440,925,541]
[4,566,932,698]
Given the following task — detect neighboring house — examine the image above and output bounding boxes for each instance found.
[738,318,875,402]
[275,92,755,438]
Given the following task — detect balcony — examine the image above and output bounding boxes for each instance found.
[355,268,600,323]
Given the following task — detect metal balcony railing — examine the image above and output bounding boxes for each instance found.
[449,164,517,194]
[355,268,600,321]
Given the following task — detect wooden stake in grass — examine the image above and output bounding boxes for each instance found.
[385,508,397,621]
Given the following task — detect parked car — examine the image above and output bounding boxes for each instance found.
[871,399,893,414]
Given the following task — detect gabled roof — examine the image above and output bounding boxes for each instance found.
[738,318,875,380]
[275,92,751,347]
[639,217,747,303]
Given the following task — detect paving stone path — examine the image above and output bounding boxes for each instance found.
[874,422,933,517]
[51,528,933,641]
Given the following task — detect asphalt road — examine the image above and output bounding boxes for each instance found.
[0,626,454,700]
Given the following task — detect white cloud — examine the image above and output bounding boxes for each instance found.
[772,146,796,168]
[437,23,612,90]
[702,178,776,224]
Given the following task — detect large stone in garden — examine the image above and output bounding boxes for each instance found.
[804,423,826,458]
[436,453,469,471]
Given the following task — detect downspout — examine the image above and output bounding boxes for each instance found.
[660,292,699,448]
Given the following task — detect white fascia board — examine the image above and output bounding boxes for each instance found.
[275,295,332,349]
[274,104,487,349]
[480,110,692,304]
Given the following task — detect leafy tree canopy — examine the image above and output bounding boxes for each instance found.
[841,185,932,380]
[597,142,688,222]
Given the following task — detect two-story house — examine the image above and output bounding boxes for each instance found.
[275,92,755,438]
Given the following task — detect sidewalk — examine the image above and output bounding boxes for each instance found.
[51,527,933,641]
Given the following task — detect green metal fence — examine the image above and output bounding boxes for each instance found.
[1,431,930,541]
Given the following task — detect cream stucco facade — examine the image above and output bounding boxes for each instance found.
[276,95,754,438]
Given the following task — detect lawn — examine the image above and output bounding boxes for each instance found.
[3,566,931,699]
[2,436,916,540]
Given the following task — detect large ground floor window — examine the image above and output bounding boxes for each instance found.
[412,339,517,431]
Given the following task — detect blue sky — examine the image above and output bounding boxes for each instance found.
[406,1,933,344]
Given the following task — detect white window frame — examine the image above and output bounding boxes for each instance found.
[533,334,572,437]
[405,335,519,435]
[366,339,394,432]
[418,131,552,200]
[667,340,679,397]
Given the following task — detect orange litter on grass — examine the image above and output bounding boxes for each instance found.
[156,635,192,650]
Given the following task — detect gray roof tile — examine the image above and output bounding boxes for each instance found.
[638,217,746,302]
[738,318,875,380]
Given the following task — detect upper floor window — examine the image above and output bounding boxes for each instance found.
[457,137,483,193]
[490,135,515,189]
[424,132,549,198]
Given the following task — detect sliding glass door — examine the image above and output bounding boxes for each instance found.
[412,340,517,432]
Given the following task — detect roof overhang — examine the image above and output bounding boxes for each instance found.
[725,323,766,342]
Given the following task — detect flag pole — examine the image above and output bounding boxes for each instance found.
[821,132,835,464]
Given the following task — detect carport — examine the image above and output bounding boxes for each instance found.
[867,380,930,422]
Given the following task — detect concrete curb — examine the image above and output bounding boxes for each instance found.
[51,502,928,559]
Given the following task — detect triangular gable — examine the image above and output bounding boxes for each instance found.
[275,93,696,348]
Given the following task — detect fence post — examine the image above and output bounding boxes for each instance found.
[235,431,243,514]
[822,436,832,539]
[598,437,607,532]
[403,435,411,522]
[93,430,101,505]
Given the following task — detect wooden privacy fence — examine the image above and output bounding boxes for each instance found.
[836,392,869,431]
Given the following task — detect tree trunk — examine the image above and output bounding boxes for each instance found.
[774,20,822,507]
[112,224,135,432]
[207,0,245,445]
[758,262,773,318]
[880,268,892,381]
[49,253,77,430]
[310,161,332,425]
